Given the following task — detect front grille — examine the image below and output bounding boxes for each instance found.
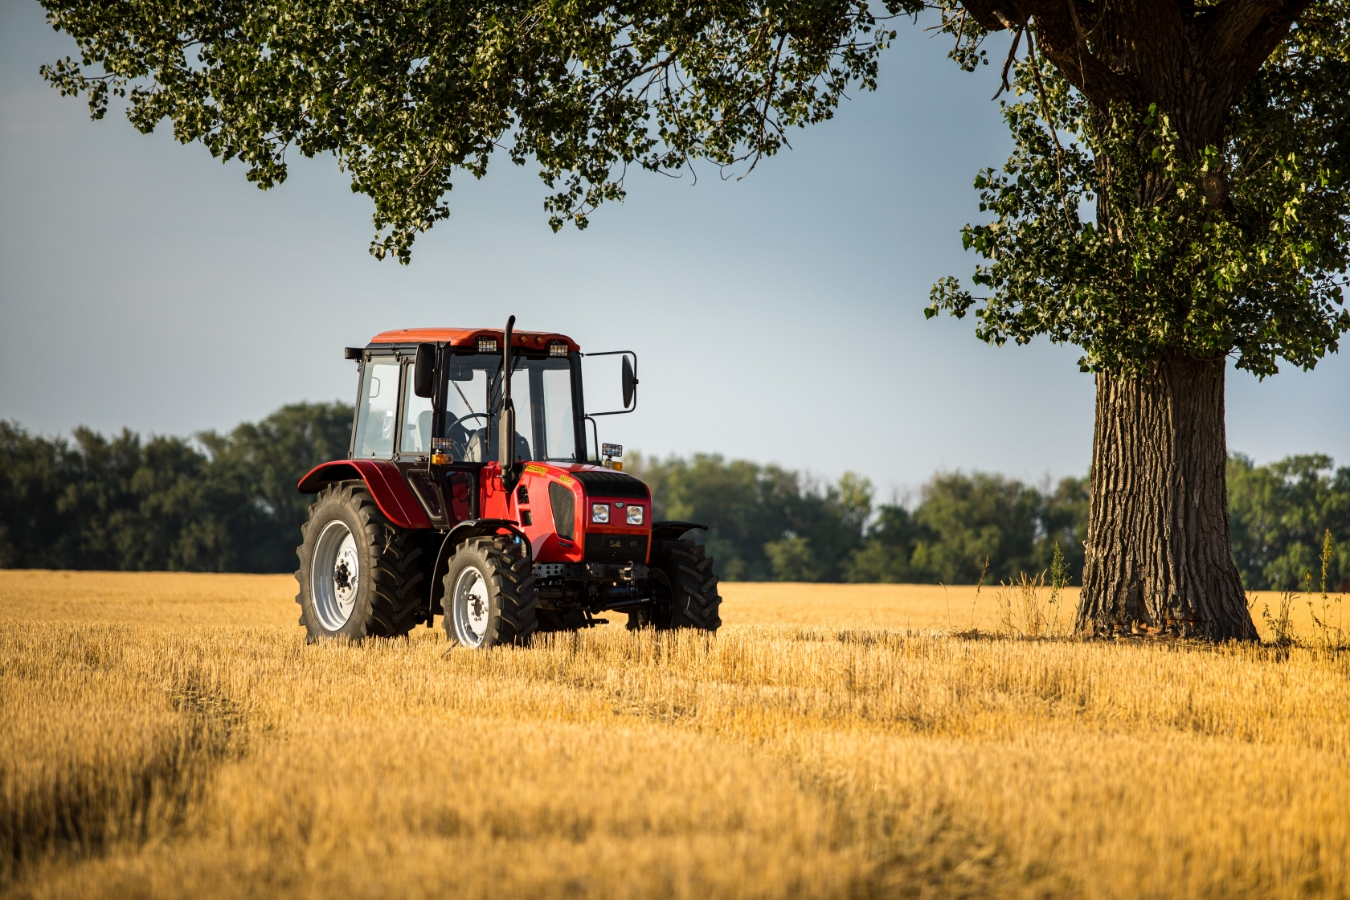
[584,533,649,563]
[549,482,575,541]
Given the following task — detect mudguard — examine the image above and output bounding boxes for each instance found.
[297,459,432,530]
[651,520,708,541]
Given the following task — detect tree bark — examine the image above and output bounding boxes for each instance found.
[1077,355,1256,639]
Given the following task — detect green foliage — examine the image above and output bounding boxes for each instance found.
[1227,453,1350,591]
[880,470,1085,585]
[0,403,352,572]
[5,409,1342,586]
[39,0,919,262]
[928,10,1350,377]
[198,402,356,571]
[631,452,1088,583]
[630,452,872,581]
[841,504,919,582]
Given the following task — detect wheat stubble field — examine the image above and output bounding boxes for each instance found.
[2,572,1348,899]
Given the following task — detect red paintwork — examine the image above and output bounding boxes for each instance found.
[368,327,580,353]
[516,464,582,564]
[297,459,433,530]
[479,461,511,520]
[514,462,651,564]
[297,455,648,554]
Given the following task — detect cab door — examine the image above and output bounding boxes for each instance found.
[391,356,453,526]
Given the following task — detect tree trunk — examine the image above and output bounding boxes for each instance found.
[1077,355,1255,639]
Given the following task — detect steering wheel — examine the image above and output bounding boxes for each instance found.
[445,413,487,459]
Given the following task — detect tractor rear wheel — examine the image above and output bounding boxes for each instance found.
[295,481,426,642]
[443,537,538,648]
[628,538,722,632]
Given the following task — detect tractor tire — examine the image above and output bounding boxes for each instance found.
[442,537,538,648]
[628,538,722,632]
[295,481,427,643]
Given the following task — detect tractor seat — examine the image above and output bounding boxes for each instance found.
[464,428,531,464]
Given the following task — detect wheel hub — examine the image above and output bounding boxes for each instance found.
[453,567,491,647]
[312,521,360,631]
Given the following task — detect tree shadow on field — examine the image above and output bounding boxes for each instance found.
[1,626,251,887]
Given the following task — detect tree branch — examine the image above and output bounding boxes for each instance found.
[1203,0,1302,62]
[957,0,1024,32]
[1206,0,1311,107]
[1018,0,1142,106]
[992,25,1024,99]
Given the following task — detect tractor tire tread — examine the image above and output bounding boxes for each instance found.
[449,537,538,646]
[633,538,721,632]
[295,481,426,641]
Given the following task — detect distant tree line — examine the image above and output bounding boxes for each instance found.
[0,404,352,573]
[1228,454,1350,592]
[1,406,1345,588]
[630,454,1090,585]
[631,453,1349,591]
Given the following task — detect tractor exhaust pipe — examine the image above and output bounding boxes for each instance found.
[499,315,516,476]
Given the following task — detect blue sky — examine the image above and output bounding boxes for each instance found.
[2,0,1347,499]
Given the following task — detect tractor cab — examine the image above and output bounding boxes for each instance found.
[295,317,720,649]
[351,327,585,467]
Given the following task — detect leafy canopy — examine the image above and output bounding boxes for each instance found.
[927,5,1350,376]
[41,0,918,262]
[40,0,1349,374]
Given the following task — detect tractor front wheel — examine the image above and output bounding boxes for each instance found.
[443,537,538,648]
[295,482,426,642]
[629,538,722,632]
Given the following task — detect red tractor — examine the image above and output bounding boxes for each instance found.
[294,317,722,647]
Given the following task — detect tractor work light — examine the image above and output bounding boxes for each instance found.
[548,341,568,357]
[626,505,644,526]
[591,503,610,524]
[477,337,499,353]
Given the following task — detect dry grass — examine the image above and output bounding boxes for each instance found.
[5,571,1327,640]
[2,570,1348,899]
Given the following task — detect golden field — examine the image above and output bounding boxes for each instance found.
[2,571,1348,899]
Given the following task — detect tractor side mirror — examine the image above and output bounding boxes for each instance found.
[621,355,637,409]
[583,350,639,418]
[413,343,436,398]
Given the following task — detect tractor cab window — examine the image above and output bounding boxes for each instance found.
[353,357,399,459]
[401,363,435,454]
[442,352,578,464]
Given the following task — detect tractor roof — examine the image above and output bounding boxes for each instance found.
[368,327,580,353]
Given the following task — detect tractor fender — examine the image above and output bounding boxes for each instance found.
[428,519,530,617]
[297,460,432,530]
[651,520,708,542]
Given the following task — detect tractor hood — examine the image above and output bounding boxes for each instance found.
[517,462,652,565]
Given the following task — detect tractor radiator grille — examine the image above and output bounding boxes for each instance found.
[571,470,649,499]
[584,533,648,563]
[549,482,575,541]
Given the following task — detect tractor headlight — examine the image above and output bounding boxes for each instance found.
[591,503,610,524]
[548,341,569,357]
[626,505,644,525]
[477,337,499,353]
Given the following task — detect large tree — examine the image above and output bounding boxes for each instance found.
[927,0,1349,638]
[37,0,1348,637]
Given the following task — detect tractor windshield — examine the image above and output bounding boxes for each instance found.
[443,353,578,464]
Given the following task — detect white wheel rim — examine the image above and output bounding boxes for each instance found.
[312,521,359,631]
[452,566,491,647]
